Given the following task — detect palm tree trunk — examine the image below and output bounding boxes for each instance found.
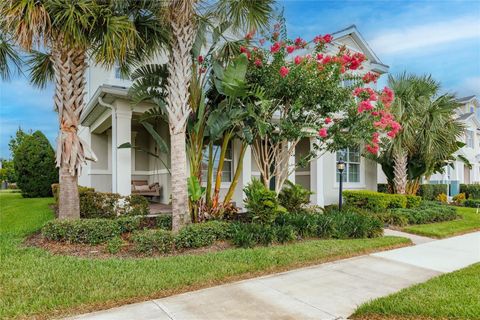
[165,1,197,231]
[52,43,94,219]
[170,130,189,230]
[393,150,408,194]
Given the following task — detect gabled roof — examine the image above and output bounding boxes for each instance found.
[457,95,476,103]
[331,25,389,74]
[456,112,480,128]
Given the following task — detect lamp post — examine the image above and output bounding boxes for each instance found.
[337,158,345,211]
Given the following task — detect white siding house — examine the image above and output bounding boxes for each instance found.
[78,25,387,208]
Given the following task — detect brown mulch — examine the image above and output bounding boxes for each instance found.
[24,233,233,259]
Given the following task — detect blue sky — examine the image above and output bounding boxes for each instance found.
[1,0,479,158]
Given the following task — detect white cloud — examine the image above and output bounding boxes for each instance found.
[369,16,480,55]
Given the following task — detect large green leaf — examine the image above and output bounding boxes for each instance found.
[213,54,248,98]
[187,176,204,202]
[141,121,169,154]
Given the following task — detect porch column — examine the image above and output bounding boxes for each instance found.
[112,101,132,195]
[310,138,325,206]
[288,142,295,183]
[242,145,252,199]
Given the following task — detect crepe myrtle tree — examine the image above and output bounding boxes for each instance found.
[240,23,399,192]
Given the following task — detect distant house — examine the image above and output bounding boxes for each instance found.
[428,95,480,194]
[78,25,387,208]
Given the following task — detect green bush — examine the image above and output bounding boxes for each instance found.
[278,181,313,213]
[174,221,230,249]
[14,131,58,197]
[156,215,172,230]
[463,199,480,208]
[42,219,121,245]
[119,195,149,216]
[418,184,448,200]
[342,190,407,211]
[460,184,480,199]
[116,216,142,233]
[244,179,286,224]
[230,223,259,248]
[377,183,391,194]
[390,202,458,225]
[131,229,174,254]
[326,210,383,238]
[275,225,296,243]
[405,195,422,208]
[106,237,123,254]
[275,212,318,238]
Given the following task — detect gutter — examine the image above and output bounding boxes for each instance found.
[98,97,118,193]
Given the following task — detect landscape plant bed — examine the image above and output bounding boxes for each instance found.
[24,233,233,259]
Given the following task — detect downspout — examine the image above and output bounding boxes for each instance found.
[98,96,118,193]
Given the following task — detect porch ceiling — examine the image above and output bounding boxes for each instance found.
[81,85,129,127]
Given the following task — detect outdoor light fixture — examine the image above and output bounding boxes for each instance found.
[337,158,345,210]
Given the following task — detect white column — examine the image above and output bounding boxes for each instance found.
[309,138,324,206]
[288,142,295,183]
[112,102,132,195]
[242,145,252,199]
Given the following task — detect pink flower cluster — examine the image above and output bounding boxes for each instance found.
[314,34,333,44]
[380,87,394,107]
[353,87,378,113]
[240,46,251,59]
[279,66,289,78]
[362,72,379,84]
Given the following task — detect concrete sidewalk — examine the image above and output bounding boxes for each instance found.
[69,232,480,320]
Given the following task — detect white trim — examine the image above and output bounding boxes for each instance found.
[133,169,170,175]
[295,171,310,176]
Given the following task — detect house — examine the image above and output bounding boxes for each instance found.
[428,95,480,194]
[78,25,387,208]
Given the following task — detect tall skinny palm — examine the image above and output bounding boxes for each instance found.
[1,0,166,219]
[160,0,274,231]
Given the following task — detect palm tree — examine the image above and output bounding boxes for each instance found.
[0,0,166,219]
[383,73,463,194]
[158,0,275,231]
[0,33,22,80]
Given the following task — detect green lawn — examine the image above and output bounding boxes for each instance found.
[353,263,480,320]
[403,206,480,238]
[0,192,410,319]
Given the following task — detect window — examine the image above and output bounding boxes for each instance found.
[201,143,232,183]
[336,147,360,183]
[114,63,130,80]
[466,130,474,148]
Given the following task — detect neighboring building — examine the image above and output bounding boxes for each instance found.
[78,25,386,208]
[428,95,480,194]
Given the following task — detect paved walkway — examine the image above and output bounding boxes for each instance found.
[70,232,480,320]
[383,228,434,245]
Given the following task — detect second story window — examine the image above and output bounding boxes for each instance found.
[466,130,474,148]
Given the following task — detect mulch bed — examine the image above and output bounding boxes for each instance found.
[24,233,233,259]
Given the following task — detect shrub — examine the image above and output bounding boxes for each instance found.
[327,210,383,239]
[460,184,480,199]
[119,195,149,216]
[463,199,480,208]
[418,184,448,200]
[14,131,58,197]
[436,193,448,203]
[278,181,313,213]
[275,212,318,238]
[390,202,458,225]
[79,191,121,219]
[131,229,174,254]
[342,190,407,211]
[275,225,296,243]
[116,216,142,233]
[377,183,391,194]
[156,215,172,230]
[452,193,466,205]
[315,214,336,238]
[244,179,286,224]
[174,221,230,249]
[405,195,422,208]
[230,223,259,248]
[42,219,121,245]
[106,237,123,254]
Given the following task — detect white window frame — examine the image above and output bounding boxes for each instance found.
[201,142,233,184]
[336,147,361,184]
[466,130,474,148]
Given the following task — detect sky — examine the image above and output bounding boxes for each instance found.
[1,0,479,158]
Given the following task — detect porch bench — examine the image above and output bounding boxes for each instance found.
[131,180,161,197]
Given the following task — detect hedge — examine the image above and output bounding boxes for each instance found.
[342,190,421,211]
[460,184,480,199]
[418,184,448,201]
[42,219,121,245]
[51,184,149,218]
[131,229,174,254]
[463,199,480,208]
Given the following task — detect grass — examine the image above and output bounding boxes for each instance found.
[0,192,410,319]
[403,206,480,238]
[353,263,480,320]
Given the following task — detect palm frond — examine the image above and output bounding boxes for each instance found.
[0,33,23,80]
[26,50,53,88]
